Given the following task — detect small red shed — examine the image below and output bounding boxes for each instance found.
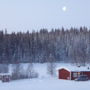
[58,67,90,80]
[0,73,11,82]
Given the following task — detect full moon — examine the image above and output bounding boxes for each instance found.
[62,6,67,12]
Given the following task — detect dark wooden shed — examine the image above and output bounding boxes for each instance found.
[0,73,11,82]
[58,67,90,80]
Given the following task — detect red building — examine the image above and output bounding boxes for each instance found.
[58,67,90,80]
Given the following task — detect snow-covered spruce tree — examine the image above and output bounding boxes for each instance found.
[0,64,9,73]
[12,63,24,80]
[70,38,87,66]
[47,54,56,76]
[26,63,38,78]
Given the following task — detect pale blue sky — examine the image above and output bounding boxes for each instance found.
[0,0,90,33]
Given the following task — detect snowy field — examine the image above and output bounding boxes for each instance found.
[0,78,90,90]
[0,63,90,90]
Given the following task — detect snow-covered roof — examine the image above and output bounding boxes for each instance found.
[0,73,11,76]
[57,66,90,72]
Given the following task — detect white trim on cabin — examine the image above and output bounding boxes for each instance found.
[70,72,71,80]
[57,66,90,72]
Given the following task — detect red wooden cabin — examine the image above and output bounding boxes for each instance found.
[58,67,90,80]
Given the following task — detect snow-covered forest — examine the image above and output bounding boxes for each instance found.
[0,27,90,65]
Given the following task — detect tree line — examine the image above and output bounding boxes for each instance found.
[0,27,90,65]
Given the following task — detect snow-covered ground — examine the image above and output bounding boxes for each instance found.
[0,63,90,90]
[0,78,90,90]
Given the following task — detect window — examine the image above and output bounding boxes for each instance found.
[73,72,77,77]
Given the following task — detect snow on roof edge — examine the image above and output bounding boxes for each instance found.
[57,66,90,72]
